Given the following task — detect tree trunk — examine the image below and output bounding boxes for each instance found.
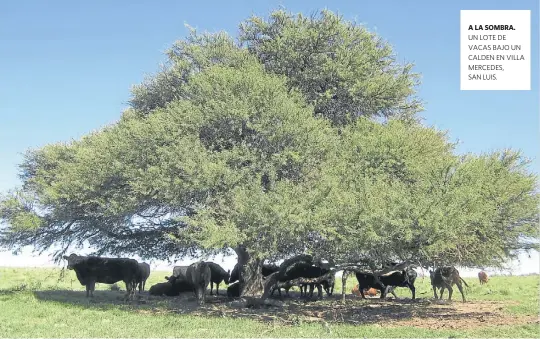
[235,246,264,297]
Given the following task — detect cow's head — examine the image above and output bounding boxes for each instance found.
[165,275,178,284]
[62,253,82,269]
[224,269,231,285]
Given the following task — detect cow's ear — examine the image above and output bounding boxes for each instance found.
[62,255,68,259]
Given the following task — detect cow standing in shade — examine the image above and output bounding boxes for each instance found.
[186,261,211,305]
[63,254,140,300]
[137,262,151,293]
[205,262,230,295]
[355,269,417,299]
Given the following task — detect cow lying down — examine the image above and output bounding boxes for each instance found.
[149,276,193,296]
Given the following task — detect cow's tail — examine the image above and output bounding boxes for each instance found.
[460,276,470,288]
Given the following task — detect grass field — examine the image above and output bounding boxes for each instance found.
[0,267,538,338]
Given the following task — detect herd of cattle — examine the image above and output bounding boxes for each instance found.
[63,254,490,305]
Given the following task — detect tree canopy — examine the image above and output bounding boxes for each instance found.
[1,9,538,294]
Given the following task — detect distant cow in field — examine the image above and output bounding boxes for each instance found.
[137,262,151,293]
[186,261,211,305]
[63,254,140,299]
[478,271,489,285]
[430,266,469,302]
[355,268,417,299]
[205,262,230,295]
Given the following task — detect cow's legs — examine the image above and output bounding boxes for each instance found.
[210,282,214,295]
[196,286,204,305]
[308,284,314,298]
[384,286,399,299]
[359,288,367,299]
[124,280,136,300]
[446,285,454,301]
[200,286,205,304]
[216,283,220,295]
[86,280,96,298]
[409,284,416,300]
[432,285,438,299]
[456,281,466,303]
[316,284,323,299]
[123,281,130,300]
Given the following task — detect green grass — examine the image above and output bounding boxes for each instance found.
[0,267,538,338]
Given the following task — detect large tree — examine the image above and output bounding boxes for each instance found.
[1,9,538,296]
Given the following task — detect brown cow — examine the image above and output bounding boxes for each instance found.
[364,287,379,297]
[478,271,489,285]
[352,284,379,297]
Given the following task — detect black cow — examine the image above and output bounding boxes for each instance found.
[262,263,280,277]
[137,262,151,293]
[273,263,332,298]
[149,276,193,296]
[205,262,230,295]
[321,272,336,296]
[63,254,140,299]
[429,266,469,302]
[355,269,417,299]
[229,264,239,283]
[227,281,240,297]
[149,282,172,296]
[186,261,211,305]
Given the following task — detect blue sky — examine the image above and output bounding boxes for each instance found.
[0,0,538,274]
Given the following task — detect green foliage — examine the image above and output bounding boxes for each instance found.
[239,10,423,125]
[0,9,538,270]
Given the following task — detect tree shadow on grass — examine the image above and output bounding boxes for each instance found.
[31,288,506,327]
